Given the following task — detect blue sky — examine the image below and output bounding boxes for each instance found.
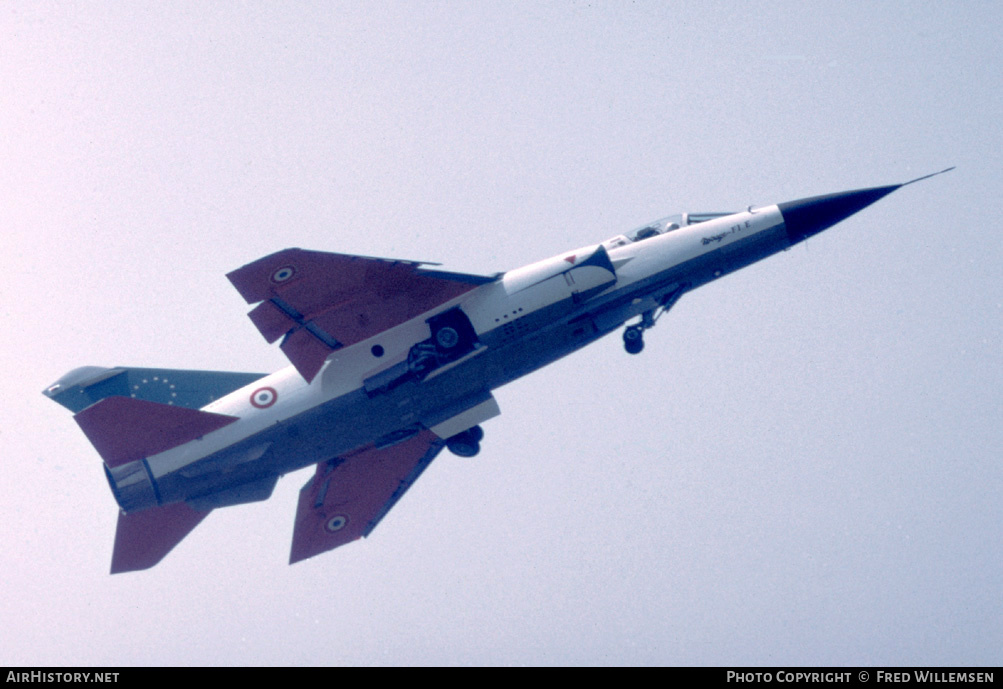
[2,1,1000,665]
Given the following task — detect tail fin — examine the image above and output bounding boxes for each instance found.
[44,365,267,413]
[74,396,239,468]
[43,367,251,573]
[111,503,210,574]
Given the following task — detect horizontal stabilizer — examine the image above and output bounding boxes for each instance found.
[75,397,239,468]
[111,503,210,574]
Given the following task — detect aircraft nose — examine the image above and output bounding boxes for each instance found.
[778,184,901,245]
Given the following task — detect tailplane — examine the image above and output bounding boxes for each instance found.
[74,396,239,468]
[111,502,210,574]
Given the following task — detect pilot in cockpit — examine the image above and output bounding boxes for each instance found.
[633,221,681,241]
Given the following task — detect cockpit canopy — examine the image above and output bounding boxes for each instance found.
[602,211,736,249]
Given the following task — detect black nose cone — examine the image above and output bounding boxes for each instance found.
[779,184,900,245]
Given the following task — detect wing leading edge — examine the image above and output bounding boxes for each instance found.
[227,248,495,381]
[290,430,446,564]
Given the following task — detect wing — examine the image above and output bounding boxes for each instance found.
[290,429,445,564]
[227,248,495,381]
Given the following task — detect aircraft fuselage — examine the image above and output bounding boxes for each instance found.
[110,204,797,511]
[49,175,951,571]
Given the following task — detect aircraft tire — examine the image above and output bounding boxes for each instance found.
[447,427,482,457]
[625,339,644,354]
[435,326,460,350]
[623,326,644,354]
[447,439,480,457]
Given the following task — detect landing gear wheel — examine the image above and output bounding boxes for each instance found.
[446,427,482,457]
[447,437,480,457]
[623,326,645,354]
[435,326,460,350]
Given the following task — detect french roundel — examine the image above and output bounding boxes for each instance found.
[325,515,348,532]
[270,266,296,283]
[250,387,278,408]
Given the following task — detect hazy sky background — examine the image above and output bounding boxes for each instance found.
[3,1,1000,666]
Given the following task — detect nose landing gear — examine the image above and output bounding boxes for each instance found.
[623,325,645,354]
[622,284,687,355]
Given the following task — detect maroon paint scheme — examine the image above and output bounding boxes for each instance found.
[290,430,445,564]
[110,502,211,574]
[74,396,239,468]
[227,249,481,381]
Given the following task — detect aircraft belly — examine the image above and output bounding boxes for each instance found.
[155,323,601,506]
[186,474,278,511]
[158,374,489,497]
[475,311,606,388]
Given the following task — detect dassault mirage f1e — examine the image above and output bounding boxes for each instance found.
[45,170,952,573]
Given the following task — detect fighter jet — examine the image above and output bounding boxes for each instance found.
[44,170,952,573]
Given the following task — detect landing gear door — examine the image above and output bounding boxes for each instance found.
[425,390,500,440]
